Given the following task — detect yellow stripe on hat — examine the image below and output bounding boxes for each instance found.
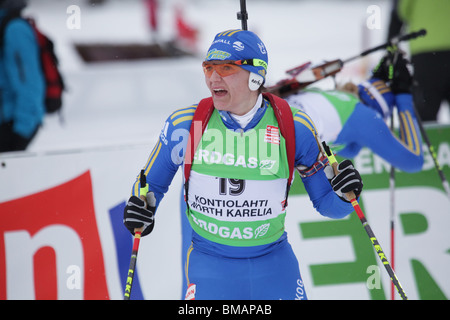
[218,29,242,37]
[226,29,242,36]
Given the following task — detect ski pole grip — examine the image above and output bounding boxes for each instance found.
[136,169,149,234]
[139,169,149,202]
[322,141,357,201]
[134,227,144,234]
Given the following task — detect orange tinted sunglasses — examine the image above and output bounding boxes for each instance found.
[202,61,241,78]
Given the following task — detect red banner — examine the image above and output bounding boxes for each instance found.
[0,171,109,300]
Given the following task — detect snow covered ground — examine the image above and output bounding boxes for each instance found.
[22,0,449,155]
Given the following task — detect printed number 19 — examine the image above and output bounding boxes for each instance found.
[219,178,245,196]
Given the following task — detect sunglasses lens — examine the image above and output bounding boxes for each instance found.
[203,63,240,77]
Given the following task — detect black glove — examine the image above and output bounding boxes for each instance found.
[372,51,413,94]
[325,160,363,202]
[123,192,156,236]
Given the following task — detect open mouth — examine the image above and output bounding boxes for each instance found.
[213,89,228,97]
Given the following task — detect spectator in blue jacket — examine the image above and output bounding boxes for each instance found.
[0,0,45,152]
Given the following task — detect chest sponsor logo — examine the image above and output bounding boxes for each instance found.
[194,149,278,170]
[191,214,271,241]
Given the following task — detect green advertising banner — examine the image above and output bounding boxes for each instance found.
[285,124,450,300]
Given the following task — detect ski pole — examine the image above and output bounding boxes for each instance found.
[237,0,248,30]
[412,105,450,200]
[322,141,408,300]
[389,113,396,300]
[124,169,148,300]
[385,49,399,300]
